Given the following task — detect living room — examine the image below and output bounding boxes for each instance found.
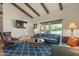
[0,3,79,56]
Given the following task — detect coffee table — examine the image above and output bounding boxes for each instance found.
[34,38,44,43]
[27,37,44,46]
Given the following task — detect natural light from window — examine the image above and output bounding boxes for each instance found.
[41,23,62,35]
[50,23,62,35]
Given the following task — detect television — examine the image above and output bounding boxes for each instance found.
[15,20,27,28]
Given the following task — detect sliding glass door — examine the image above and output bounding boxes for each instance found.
[50,23,62,35]
[40,22,63,35]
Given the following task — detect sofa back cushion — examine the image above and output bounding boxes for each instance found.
[46,34,55,38]
[34,33,60,39]
[37,33,42,37]
[46,34,60,39]
[34,33,46,38]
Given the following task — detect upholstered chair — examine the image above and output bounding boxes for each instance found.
[1,32,19,45]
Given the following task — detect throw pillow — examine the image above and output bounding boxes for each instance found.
[67,37,79,47]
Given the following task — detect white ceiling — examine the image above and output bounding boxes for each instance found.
[63,3,79,10]
[12,3,61,18]
[13,3,79,19]
[4,3,79,19]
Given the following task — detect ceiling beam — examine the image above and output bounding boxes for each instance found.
[11,3,33,19]
[59,3,63,10]
[24,3,40,16]
[40,3,49,14]
[0,3,3,5]
[0,3,3,15]
[0,12,3,15]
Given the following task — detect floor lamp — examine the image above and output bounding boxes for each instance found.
[68,22,77,36]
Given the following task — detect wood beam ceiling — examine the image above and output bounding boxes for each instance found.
[11,3,33,19]
[24,3,40,16]
[0,3,3,15]
[0,11,2,13]
[40,3,49,14]
[0,3,3,5]
[59,3,63,10]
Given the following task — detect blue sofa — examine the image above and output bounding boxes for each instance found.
[34,33,60,44]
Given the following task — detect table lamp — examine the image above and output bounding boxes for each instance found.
[68,22,77,36]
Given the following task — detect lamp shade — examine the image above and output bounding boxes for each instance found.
[68,22,77,29]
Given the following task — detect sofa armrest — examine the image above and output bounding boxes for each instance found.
[56,36,60,44]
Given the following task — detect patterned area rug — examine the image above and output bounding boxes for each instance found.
[4,42,51,56]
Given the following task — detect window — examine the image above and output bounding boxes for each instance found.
[50,23,62,35]
[41,24,49,33]
[40,19,63,34]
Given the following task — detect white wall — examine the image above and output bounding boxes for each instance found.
[0,4,3,32]
[33,3,79,37]
[3,4,34,38]
[0,16,3,32]
[3,3,79,38]
[62,4,79,37]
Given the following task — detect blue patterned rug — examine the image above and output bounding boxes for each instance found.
[4,42,51,56]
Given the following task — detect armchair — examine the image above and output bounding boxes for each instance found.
[1,32,19,45]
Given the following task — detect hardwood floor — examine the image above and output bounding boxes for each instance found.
[0,48,4,56]
[0,40,4,56]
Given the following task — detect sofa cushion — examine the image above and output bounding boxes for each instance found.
[45,39,57,44]
[44,38,57,41]
[37,33,43,37]
[67,37,79,47]
[36,37,46,39]
[46,34,55,38]
[34,34,38,38]
[44,38,57,44]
